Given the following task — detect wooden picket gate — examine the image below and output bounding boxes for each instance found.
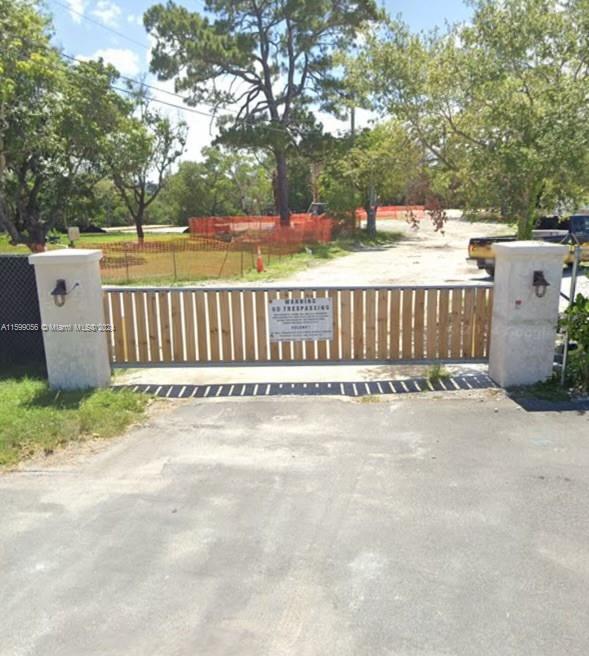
[102,284,494,367]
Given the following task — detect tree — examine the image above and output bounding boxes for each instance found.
[320,121,425,234]
[108,88,186,242]
[144,0,379,226]
[0,0,133,249]
[152,146,273,224]
[363,0,589,237]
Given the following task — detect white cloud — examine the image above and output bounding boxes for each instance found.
[67,0,86,23]
[80,48,141,77]
[91,0,122,27]
[127,13,144,27]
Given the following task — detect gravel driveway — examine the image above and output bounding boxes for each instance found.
[285,215,589,308]
[289,215,506,286]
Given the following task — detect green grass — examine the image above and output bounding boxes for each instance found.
[508,376,571,402]
[1,228,403,284]
[0,230,183,253]
[0,368,148,468]
[238,230,403,283]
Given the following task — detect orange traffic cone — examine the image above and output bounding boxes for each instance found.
[256,247,264,273]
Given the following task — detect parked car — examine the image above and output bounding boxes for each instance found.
[467,215,589,276]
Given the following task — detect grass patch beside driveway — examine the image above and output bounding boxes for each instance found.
[0,370,147,468]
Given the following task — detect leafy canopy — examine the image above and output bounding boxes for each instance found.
[0,0,134,246]
[362,0,589,236]
[144,0,380,222]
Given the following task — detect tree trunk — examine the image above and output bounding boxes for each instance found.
[365,184,378,237]
[28,219,46,252]
[135,206,145,243]
[274,150,290,227]
[517,206,536,239]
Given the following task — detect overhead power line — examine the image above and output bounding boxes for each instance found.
[61,53,296,137]
[48,0,149,50]
[60,52,218,115]
[48,3,325,137]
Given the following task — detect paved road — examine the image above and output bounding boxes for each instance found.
[2,394,589,655]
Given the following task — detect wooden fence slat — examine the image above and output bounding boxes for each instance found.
[267,290,280,361]
[302,290,317,361]
[185,292,197,362]
[438,289,450,360]
[365,289,377,360]
[277,290,293,362]
[377,289,388,360]
[328,289,340,361]
[255,290,269,361]
[426,288,438,359]
[110,293,125,364]
[474,287,487,358]
[243,291,257,361]
[317,289,329,361]
[340,290,352,360]
[230,291,244,362]
[462,288,476,358]
[484,289,494,357]
[103,294,114,362]
[146,292,160,362]
[450,288,463,358]
[390,290,401,360]
[401,289,413,359]
[219,290,232,361]
[158,292,172,362]
[122,291,136,363]
[293,291,304,361]
[207,291,221,361]
[414,289,425,359]
[195,291,208,362]
[353,289,364,360]
[134,292,149,363]
[170,292,184,362]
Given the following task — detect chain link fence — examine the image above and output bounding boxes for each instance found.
[0,255,46,372]
[98,236,301,283]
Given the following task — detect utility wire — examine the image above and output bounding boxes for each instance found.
[61,52,220,116]
[61,53,295,136]
[48,2,310,136]
[48,0,150,50]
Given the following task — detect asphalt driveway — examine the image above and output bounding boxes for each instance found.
[2,394,589,655]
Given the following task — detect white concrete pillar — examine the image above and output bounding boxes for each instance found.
[28,249,111,390]
[489,242,568,387]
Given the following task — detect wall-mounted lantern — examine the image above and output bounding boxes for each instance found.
[532,270,550,298]
[50,280,79,307]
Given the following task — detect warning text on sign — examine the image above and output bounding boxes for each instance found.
[268,297,333,342]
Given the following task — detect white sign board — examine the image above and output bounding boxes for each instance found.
[67,226,80,242]
[269,297,333,342]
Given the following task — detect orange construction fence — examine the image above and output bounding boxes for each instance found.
[355,205,426,220]
[189,213,334,244]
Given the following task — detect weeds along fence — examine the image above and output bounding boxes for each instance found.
[98,235,309,283]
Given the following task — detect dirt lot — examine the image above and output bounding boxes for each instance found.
[288,215,505,286]
[277,214,588,307]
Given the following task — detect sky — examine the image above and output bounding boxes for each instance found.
[47,0,472,161]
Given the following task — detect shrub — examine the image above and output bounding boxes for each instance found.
[562,294,589,393]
